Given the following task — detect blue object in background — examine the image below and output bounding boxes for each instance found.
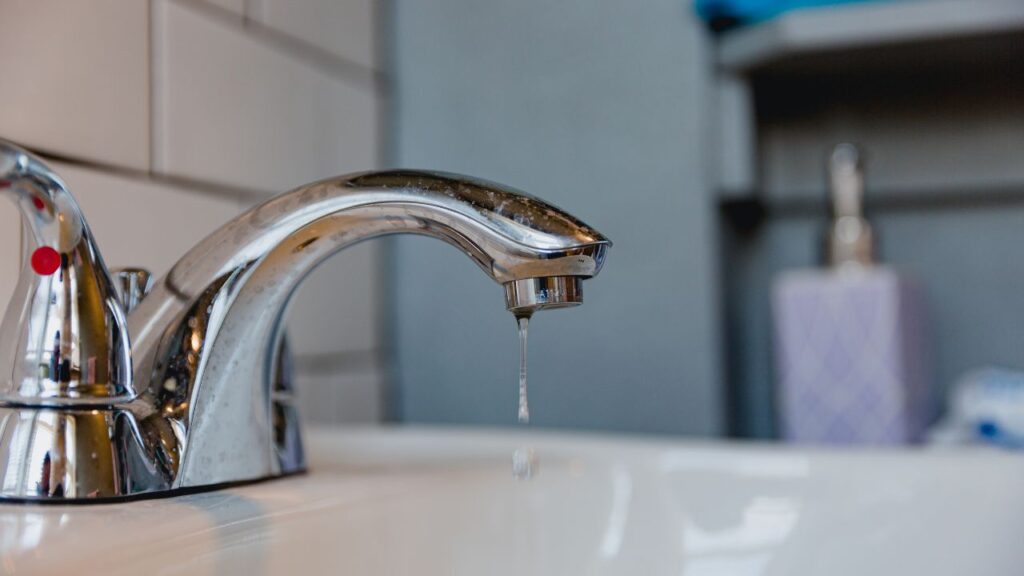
[977,420,1024,449]
[928,368,1024,450]
[694,0,889,30]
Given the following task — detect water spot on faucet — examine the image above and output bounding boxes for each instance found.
[292,237,319,253]
[513,213,532,227]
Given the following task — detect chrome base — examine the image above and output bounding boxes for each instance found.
[0,455,306,505]
[0,355,304,502]
[0,406,164,501]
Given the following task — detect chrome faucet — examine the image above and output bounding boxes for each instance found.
[0,140,610,502]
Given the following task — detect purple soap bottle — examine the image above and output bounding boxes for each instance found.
[772,144,932,445]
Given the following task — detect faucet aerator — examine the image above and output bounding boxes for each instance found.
[504,276,584,317]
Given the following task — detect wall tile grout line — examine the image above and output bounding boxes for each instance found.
[149,0,161,176]
[22,145,270,204]
[178,0,388,94]
[373,0,395,420]
[9,1,386,203]
[721,183,1024,222]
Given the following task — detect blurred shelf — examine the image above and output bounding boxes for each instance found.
[717,0,1024,75]
[719,181,1024,232]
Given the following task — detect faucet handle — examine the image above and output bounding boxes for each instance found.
[112,267,153,313]
[0,140,134,404]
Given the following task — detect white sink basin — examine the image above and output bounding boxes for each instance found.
[1,426,1021,575]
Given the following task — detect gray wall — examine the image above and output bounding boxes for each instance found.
[388,1,722,435]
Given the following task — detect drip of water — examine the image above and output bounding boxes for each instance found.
[512,447,537,480]
[517,316,530,424]
[513,314,537,480]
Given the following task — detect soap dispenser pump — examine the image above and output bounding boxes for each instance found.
[824,143,874,268]
[772,144,931,445]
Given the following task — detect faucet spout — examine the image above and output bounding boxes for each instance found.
[126,170,610,488]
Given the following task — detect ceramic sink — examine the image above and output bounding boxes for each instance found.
[1,426,1020,575]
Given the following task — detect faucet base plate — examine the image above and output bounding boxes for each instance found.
[0,403,306,503]
[0,468,308,505]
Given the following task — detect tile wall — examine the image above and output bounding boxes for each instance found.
[0,0,386,424]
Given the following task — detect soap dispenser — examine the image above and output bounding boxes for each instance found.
[772,144,931,445]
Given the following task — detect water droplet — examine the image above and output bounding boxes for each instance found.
[517,316,529,424]
[512,316,538,480]
[512,447,537,480]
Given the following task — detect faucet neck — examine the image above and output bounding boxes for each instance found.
[126,170,607,489]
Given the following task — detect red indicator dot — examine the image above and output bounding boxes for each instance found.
[31,196,45,210]
[31,247,61,276]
